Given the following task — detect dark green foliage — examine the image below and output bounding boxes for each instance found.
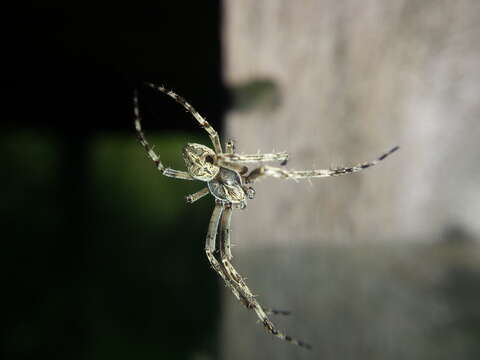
[1,131,219,360]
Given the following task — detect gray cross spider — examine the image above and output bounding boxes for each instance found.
[133,83,399,350]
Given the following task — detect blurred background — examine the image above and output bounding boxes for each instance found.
[3,1,480,359]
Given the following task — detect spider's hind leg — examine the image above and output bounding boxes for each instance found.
[204,203,259,309]
[205,203,279,311]
[219,206,311,349]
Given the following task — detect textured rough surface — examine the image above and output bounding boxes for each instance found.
[223,0,480,245]
[221,0,480,358]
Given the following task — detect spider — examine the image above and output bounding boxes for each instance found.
[133,83,399,350]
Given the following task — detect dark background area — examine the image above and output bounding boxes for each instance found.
[3,2,225,359]
[5,2,480,360]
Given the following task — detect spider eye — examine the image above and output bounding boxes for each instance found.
[205,155,215,164]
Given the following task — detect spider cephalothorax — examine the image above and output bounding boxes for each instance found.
[134,83,399,350]
[182,143,219,181]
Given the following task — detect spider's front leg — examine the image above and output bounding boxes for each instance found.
[218,206,311,349]
[134,90,194,180]
[246,146,399,183]
[147,83,223,154]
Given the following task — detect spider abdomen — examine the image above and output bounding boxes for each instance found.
[208,167,246,204]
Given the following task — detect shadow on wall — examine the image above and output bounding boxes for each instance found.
[221,234,480,360]
[435,226,480,359]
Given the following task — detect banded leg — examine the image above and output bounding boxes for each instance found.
[225,139,235,154]
[205,203,255,309]
[247,146,399,183]
[218,207,286,316]
[134,90,194,180]
[205,205,290,316]
[264,309,291,316]
[219,152,289,165]
[185,187,210,204]
[147,83,223,154]
[219,207,311,349]
[219,140,249,175]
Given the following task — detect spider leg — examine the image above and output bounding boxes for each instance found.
[222,138,288,163]
[205,205,291,319]
[134,90,194,180]
[205,203,255,309]
[246,146,399,183]
[219,206,311,349]
[185,187,210,204]
[217,140,249,175]
[263,309,291,316]
[225,139,235,154]
[219,152,289,164]
[146,83,223,154]
[218,206,285,317]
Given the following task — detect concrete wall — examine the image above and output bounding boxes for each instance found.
[220,1,480,358]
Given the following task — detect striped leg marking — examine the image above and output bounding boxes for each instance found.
[219,152,289,164]
[247,146,399,183]
[147,83,223,154]
[205,206,293,323]
[205,204,254,308]
[225,139,235,154]
[133,90,194,180]
[219,207,311,349]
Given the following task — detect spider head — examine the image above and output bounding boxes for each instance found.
[182,143,220,181]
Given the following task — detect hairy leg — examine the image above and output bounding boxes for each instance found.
[204,203,256,310]
[247,146,399,183]
[219,152,288,165]
[219,207,311,349]
[147,83,223,154]
[225,139,235,154]
[134,90,194,180]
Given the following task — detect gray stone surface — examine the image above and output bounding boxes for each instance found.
[221,0,480,358]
